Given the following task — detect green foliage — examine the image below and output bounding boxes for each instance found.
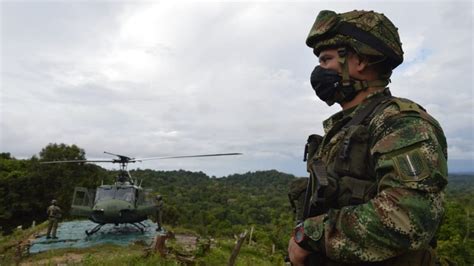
[0,144,105,234]
[0,221,48,264]
[135,169,295,247]
[15,243,175,266]
[197,238,285,265]
[1,145,474,264]
[39,143,86,161]
[436,174,474,265]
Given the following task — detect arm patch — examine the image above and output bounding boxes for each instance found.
[392,149,430,182]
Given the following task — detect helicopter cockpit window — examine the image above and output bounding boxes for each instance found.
[95,187,114,203]
[116,187,135,203]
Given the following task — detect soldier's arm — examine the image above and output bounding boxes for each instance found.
[302,106,448,262]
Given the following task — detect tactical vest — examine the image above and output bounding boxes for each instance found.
[302,94,441,266]
[48,205,61,219]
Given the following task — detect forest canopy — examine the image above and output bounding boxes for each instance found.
[0,144,472,264]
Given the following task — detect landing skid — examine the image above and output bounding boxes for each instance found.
[131,222,146,233]
[85,222,146,236]
[86,224,105,236]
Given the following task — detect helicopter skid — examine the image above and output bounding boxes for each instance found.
[86,224,105,236]
[130,222,146,233]
[85,222,146,236]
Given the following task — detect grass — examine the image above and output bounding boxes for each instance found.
[1,223,287,265]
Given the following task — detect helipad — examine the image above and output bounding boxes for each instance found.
[29,219,160,253]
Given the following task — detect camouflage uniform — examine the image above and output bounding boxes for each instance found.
[297,10,448,265]
[303,89,447,264]
[46,200,62,239]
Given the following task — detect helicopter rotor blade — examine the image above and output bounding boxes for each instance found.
[138,153,242,161]
[40,153,242,164]
[40,159,114,164]
[104,151,134,161]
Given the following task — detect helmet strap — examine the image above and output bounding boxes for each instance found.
[367,56,387,67]
[353,79,389,91]
[335,47,389,103]
[337,48,351,87]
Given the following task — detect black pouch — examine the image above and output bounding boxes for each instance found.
[305,134,324,170]
[333,125,371,179]
[288,178,309,222]
[287,134,325,222]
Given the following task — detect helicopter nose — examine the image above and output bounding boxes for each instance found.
[93,209,104,215]
[94,200,132,220]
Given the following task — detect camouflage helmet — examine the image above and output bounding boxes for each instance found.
[306,10,404,70]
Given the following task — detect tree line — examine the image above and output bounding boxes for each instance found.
[0,143,472,264]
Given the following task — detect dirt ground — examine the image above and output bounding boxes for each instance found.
[19,232,198,265]
[21,253,84,266]
[174,234,198,252]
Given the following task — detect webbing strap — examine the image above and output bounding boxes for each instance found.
[337,22,402,68]
[343,94,391,129]
[312,160,329,187]
[350,179,368,205]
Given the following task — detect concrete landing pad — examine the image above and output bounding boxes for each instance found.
[29,219,161,253]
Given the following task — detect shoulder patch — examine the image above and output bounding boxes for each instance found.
[392,149,430,182]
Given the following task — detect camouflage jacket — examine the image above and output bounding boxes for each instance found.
[47,205,62,219]
[304,88,448,262]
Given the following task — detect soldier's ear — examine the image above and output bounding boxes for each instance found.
[355,54,369,72]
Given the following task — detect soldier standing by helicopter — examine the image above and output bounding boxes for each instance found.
[46,199,62,239]
[155,195,164,232]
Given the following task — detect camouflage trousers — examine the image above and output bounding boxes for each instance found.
[46,217,59,238]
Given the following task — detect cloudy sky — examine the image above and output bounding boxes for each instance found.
[1,0,473,177]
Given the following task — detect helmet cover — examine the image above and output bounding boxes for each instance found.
[306,10,404,69]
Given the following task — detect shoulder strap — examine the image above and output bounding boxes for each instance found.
[343,94,391,129]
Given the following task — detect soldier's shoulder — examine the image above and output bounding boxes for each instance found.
[376,97,425,118]
[370,97,442,128]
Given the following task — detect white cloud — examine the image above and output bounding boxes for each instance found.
[1,1,473,176]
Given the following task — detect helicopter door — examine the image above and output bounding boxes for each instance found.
[70,187,95,217]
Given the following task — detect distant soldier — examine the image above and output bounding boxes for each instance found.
[46,199,62,239]
[155,195,164,231]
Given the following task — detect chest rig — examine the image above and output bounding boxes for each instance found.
[303,94,392,214]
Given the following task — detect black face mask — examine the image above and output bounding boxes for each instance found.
[310,66,357,106]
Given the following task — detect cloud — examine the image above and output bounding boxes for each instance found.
[1,1,473,176]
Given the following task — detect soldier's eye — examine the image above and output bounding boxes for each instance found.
[319,56,332,64]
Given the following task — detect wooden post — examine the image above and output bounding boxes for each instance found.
[228,230,247,266]
[14,241,22,265]
[152,232,171,256]
[272,244,275,255]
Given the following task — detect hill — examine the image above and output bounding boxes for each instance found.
[1,145,473,265]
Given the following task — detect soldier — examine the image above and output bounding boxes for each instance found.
[288,10,448,266]
[155,195,164,232]
[46,199,62,239]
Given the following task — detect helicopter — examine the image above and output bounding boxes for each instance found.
[41,151,241,235]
